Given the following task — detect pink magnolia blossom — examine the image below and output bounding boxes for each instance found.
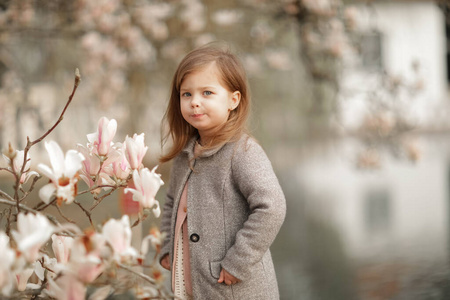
[2,150,38,184]
[52,234,74,264]
[125,166,163,217]
[103,143,131,183]
[55,232,107,284]
[77,144,101,190]
[102,215,137,263]
[11,213,54,263]
[15,267,34,291]
[46,274,86,300]
[87,117,117,156]
[37,141,85,205]
[124,133,148,170]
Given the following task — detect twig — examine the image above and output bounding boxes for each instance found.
[73,200,94,228]
[77,184,124,196]
[54,204,75,224]
[0,198,40,214]
[35,198,57,211]
[0,167,15,175]
[90,188,117,211]
[12,69,81,215]
[19,175,42,202]
[0,189,14,202]
[118,263,156,285]
[131,213,148,228]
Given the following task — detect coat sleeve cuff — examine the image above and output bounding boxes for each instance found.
[220,257,252,281]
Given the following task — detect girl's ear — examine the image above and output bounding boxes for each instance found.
[230,91,241,111]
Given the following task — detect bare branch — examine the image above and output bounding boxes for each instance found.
[0,189,14,202]
[28,69,81,148]
[90,188,117,211]
[54,204,75,224]
[73,200,94,228]
[117,263,156,285]
[19,175,42,202]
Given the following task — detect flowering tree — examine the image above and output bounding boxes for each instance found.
[0,70,171,299]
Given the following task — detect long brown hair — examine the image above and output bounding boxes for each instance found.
[160,43,251,163]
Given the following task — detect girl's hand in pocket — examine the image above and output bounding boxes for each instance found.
[160,254,171,270]
[218,268,241,285]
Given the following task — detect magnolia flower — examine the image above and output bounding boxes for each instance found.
[15,267,34,291]
[124,133,148,170]
[68,233,106,283]
[34,254,58,281]
[2,150,38,184]
[103,143,131,183]
[0,232,15,295]
[77,144,101,190]
[141,227,166,255]
[102,215,137,263]
[12,213,54,262]
[52,234,74,264]
[38,141,84,205]
[46,274,86,300]
[87,117,117,156]
[124,166,163,217]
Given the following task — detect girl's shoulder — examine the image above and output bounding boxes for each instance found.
[230,133,268,162]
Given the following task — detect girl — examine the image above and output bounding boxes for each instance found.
[159,44,286,300]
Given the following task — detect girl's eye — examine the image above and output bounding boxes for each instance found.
[203,91,212,96]
[182,92,191,97]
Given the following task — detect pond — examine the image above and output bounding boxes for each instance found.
[271,134,450,300]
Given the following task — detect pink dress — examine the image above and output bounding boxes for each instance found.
[172,183,193,299]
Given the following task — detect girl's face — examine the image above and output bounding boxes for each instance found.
[180,62,240,143]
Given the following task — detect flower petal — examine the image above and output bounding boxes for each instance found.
[45,141,65,178]
[37,164,57,182]
[65,150,85,178]
[39,183,56,204]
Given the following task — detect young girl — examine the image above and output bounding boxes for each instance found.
[159,44,286,300]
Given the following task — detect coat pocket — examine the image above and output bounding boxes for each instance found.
[209,261,222,279]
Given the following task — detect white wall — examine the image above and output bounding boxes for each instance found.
[340,2,447,128]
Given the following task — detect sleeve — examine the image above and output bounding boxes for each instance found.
[220,139,286,280]
[158,164,176,264]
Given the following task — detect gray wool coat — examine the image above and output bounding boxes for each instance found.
[159,134,286,300]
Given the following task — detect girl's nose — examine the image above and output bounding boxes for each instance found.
[191,97,200,108]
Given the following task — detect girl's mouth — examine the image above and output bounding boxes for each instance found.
[191,114,204,118]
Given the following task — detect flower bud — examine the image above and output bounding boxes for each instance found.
[3,143,17,160]
[75,68,81,87]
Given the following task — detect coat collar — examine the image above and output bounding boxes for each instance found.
[182,134,226,160]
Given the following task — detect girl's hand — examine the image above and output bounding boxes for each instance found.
[160,254,171,270]
[218,268,241,285]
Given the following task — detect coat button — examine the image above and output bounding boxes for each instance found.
[190,233,200,243]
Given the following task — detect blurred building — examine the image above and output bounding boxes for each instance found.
[285,2,450,299]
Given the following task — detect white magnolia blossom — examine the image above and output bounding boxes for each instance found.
[38,141,85,205]
[2,150,38,184]
[102,215,137,263]
[141,227,166,255]
[11,213,54,263]
[0,232,15,295]
[125,166,164,217]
